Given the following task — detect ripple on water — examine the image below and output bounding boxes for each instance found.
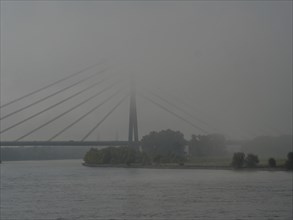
[1,160,292,220]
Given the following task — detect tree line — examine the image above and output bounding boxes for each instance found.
[84,129,227,165]
[231,152,293,170]
[2,129,291,168]
[84,129,292,170]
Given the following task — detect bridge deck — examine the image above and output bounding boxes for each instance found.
[0,141,140,146]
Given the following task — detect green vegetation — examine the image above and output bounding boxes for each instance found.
[189,134,226,157]
[268,158,277,168]
[259,158,286,167]
[84,129,187,165]
[245,154,259,168]
[141,129,186,164]
[185,157,232,166]
[231,152,259,169]
[83,129,292,171]
[230,152,291,170]
[84,129,227,165]
[285,152,293,170]
[231,152,245,169]
[83,146,150,165]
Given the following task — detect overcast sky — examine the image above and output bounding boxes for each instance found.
[1,1,292,141]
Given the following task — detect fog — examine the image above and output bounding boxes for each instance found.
[1,1,292,141]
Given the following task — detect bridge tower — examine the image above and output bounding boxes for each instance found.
[128,78,139,146]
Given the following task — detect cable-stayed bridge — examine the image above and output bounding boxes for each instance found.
[0,63,249,147]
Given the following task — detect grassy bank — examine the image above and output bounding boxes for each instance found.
[83,157,288,171]
[188,157,287,167]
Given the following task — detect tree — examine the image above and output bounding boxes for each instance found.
[245,154,259,168]
[141,129,186,163]
[285,152,293,170]
[153,154,162,164]
[231,152,245,169]
[125,148,136,166]
[84,148,98,164]
[268,158,276,168]
[101,148,112,164]
[141,152,151,165]
[189,133,226,157]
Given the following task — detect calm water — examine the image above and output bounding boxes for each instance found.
[1,160,292,220]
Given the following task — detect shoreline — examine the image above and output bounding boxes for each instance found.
[82,163,288,171]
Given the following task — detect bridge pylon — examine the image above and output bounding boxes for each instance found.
[128,78,139,148]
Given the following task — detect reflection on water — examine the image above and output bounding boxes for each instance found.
[1,160,292,219]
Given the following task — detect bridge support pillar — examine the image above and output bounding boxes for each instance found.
[128,78,139,148]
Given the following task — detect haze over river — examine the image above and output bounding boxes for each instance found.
[1,160,292,219]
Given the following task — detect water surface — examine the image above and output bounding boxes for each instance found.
[1,160,292,219]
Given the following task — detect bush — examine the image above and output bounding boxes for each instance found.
[285,152,293,170]
[83,148,100,164]
[268,158,276,168]
[141,129,186,160]
[245,154,259,168]
[83,146,148,165]
[231,152,245,169]
[153,154,162,164]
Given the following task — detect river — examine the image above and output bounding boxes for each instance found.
[1,160,292,219]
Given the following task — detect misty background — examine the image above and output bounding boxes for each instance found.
[1,1,292,142]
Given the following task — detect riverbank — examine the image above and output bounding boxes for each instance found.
[82,162,288,171]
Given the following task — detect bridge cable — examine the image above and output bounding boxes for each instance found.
[1,78,121,135]
[14,82,125,141]
[1,68,109,120]
[0,62,102,109]
[144,88,219,133]
[144,80,280,138]
[139,92,208,134]
[145,85,251,138]
[48,88,126,141]
[81,94,128,141]
[1,77,109,134]
[153,84,220,117]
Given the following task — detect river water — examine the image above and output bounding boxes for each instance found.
[1,160,292,220]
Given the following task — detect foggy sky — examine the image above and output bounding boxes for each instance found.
[1,1,292,141]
